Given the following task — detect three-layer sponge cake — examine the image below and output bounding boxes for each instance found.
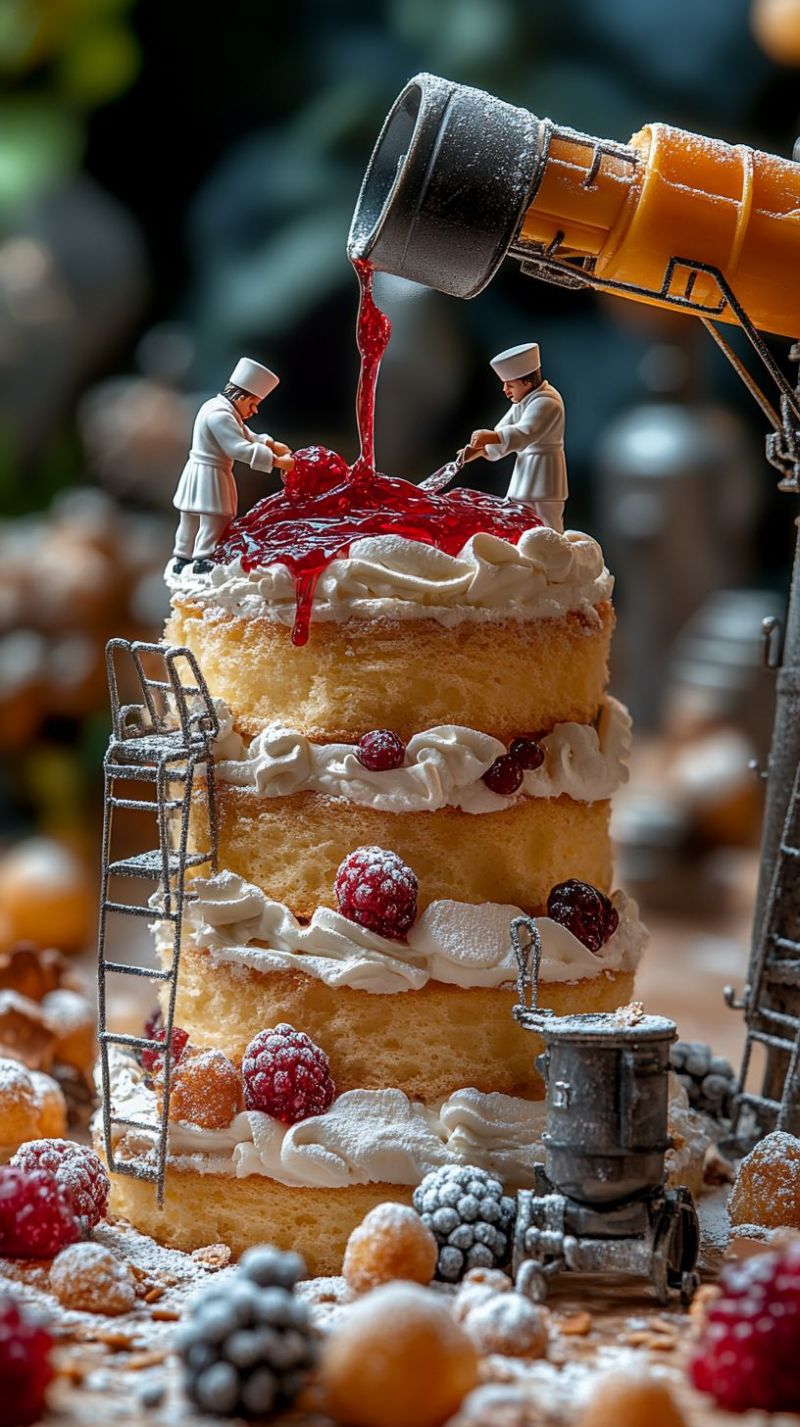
[102,467,645,1272]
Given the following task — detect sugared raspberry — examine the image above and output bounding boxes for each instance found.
[0,1296,53,1427]
[0,1165,79,1258]
[334,846,418,940]
[509,736,545,771]
[141,1009,189,1073]
[356,730,406,772]
[547,879,619,952]
[482,754,523,796]
[242,1024,335,1124]
[690,1241,800,1412]
[11,1139,109,1230]
[282,445,348,501]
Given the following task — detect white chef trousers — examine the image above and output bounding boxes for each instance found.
[173,511,230,562]
[528,499,565,534]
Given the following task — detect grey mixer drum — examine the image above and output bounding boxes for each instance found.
[537,1013,676,1205]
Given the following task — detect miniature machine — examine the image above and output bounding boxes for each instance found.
[350,73,800,1141]
[510,917,700,1305]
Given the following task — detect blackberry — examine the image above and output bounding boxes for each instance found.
[176,1245,315,1417]
[412,1165,516,1283]
[670,1040,736,1122]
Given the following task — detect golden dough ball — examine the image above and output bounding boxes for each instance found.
[576,1371,687,1427]
[50,1242,137,1316]
[0,839,93,954]
[751,0,800,63]
[343,1202,437,1293]
[161,1048,242,1130]
[321,1282,479,1427]
[41,989,95,1076]
[729,1130,800,1229]
[29,1070,67,1138]
[0,1057,43,1147]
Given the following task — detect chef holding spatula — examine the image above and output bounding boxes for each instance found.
[461,342,568,533]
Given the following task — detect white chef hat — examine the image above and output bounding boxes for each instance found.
[490,342,540,381]
[229,357,279,401]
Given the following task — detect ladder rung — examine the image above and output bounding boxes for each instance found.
[101,1031,172,1052]
[757,1005,800,1031]
[107,1115,161,1135]
[107,797,185,811]
[105,765,191,784]
[749,1027,797,1051]
[107,1158,157,1182]
[108,849,210,879]
[781,843,800,858]
[736,1090,782,1112]
[771,934,800,953]
[103,901,177,919]
[101,961,173,981]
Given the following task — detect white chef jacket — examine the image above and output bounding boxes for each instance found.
[484,381,568,503]
[173,394,275,517]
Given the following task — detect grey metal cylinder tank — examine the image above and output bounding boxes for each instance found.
[538,1013,676,1205]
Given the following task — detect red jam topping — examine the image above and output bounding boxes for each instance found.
[212,261,541,645]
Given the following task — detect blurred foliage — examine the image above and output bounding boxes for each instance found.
[0,0,139,213]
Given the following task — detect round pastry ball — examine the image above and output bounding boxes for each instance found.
[576,1371,687,1427]
[321,1282,479,1427]
[751,0,800,65]
[0,839,92,954]
[343,1202,437,1293]
[729,1130,800,1229]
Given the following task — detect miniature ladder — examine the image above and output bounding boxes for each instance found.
[729,749,800,1141]
[97,639,219,1204]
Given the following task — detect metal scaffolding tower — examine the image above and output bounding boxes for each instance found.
[97,639,219,1203]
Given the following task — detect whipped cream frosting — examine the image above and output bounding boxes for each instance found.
[101,1048,548,1189]
[174,870,646,994]
[101,1052,707,1193]
[211,696,631,811]
[167,527,613,628]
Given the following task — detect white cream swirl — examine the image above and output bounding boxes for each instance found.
[167,527,613,628]
[176,870,646,994]
[213,697,631,811]
[100,1048,548,1189]
[101,1054,707,1193]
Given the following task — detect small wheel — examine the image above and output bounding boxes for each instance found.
[680,1270,700,1306]
[516,1260,549,1303]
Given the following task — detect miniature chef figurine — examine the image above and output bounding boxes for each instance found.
[464,342,568,532]
[172,357,295,574]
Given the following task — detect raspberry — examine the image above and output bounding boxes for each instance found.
[242,1024,335,1124]
[508,736,545,771]
[141,1009,189,1073]
[355,730,406,772]
[11,1139,109,1230]
[547,879,619,952]
[0,1165,79,1258]
[481,755,523,796]
[334,846,418,941]
[689,1240,800,1412]
[0,1296,53,1427]
[282,445,348,501]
